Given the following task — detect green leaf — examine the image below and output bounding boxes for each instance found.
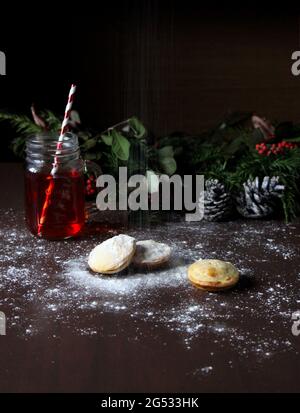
[111,130,130,161]
[78,131,92,141]
[0,112,41,136]
[81,137,98,151]
[174,146,183,156]
[128,117,146,139]
[41,110,61,131]
[158,145,174,159]
[101,134,113,146]
[159,157,177,175]
[84,152,101,161]
[286,136,300,142]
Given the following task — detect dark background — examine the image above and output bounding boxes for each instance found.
[1,3,300,160]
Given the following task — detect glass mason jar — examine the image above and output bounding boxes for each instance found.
[25,133,86,240]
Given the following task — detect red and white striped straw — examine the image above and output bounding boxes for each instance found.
[38,84,77,234]
[51,83,77,174]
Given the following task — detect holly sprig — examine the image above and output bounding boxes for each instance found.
[181,133,300,221]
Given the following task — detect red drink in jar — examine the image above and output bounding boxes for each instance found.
[25,133,86,240]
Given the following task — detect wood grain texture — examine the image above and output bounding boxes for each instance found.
[1,163,300,392]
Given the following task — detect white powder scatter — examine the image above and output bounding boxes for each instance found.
[264,239,295,260]
[0,209,299,369]
[201,366,213,374]
[189,366,214,377]
[65,258,187,296]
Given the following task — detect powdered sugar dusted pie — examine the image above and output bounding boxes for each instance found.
[188,259,239,291]
[88,234,136,274]
[133,240,171,269]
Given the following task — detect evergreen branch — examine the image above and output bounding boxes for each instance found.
[40,110,61,131]
[0,112,42,136]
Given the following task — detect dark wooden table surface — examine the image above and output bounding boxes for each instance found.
[0,163,300,393]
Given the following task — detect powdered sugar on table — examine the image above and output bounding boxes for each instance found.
[1,209,300,366]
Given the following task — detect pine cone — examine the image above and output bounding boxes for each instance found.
[202,179,233,221]
[236,176,284,219]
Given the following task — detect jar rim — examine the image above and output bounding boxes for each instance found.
[26,132,80,162]
[27,131,77,144]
